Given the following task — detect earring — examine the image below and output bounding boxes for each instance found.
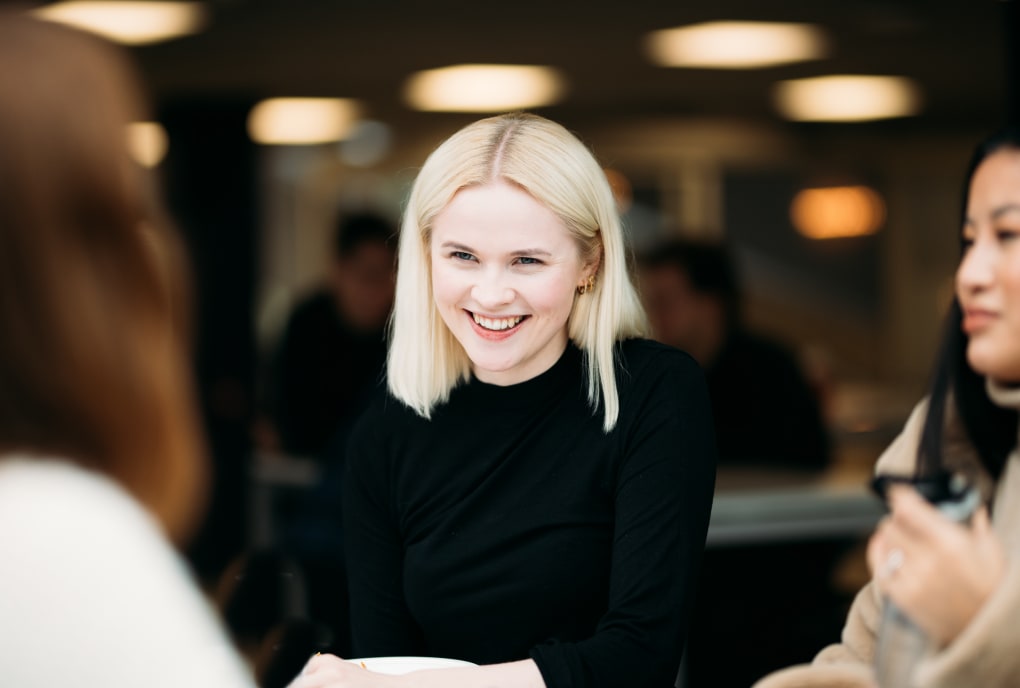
[577,274,595,295]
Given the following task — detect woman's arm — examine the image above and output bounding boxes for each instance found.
[343,413,426,656]
[528,348,717,688]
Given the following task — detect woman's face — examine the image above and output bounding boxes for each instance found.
[430,180,595,386]
[957,148,1020,382]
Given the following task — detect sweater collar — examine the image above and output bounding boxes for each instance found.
[459,341,584,410]
[986,378,1020,412]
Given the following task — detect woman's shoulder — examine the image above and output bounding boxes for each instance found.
[874,399,928,477]
[0,455,176,564]
[355,381,423,429]
[0,455,151,525]
[616,337,704,381]
[0,456,256,687]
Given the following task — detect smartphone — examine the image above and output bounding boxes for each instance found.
[870,471,981,524]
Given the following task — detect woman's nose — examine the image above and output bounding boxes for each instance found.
[957,235,995,294]
[471,270,514,308]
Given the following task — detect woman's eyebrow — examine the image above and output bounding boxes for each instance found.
[990,203,1020,220]
[439,241,476,252]
[509,248,553,257]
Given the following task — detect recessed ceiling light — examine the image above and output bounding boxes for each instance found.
[645,21,827,69]
[791,185,886,239]
[404,64,565,112]
[774,75,922,122]
[32,1,208,46]
[247,98,361,145]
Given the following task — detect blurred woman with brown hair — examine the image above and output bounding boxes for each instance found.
[0,12,254,687]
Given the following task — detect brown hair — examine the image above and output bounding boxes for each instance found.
[0,14,206,543]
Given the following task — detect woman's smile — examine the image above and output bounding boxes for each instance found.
[467,311,531,341]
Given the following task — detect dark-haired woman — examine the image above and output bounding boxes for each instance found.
[755,129,1020,688]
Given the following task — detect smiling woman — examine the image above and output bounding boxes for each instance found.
[289,113,717,688]
[429,181,596,386]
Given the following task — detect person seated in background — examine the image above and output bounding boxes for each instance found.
[0,13,254,687]
[755,126,1020,688]
[255,212,397,665]
[268,212,397,459]
[638,237,831,471]
[638,238,840,686]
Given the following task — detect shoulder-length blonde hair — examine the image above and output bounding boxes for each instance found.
[0,14,206,544]
[388,112,648,430]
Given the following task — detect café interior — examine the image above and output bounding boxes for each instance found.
[21,1,1020,686]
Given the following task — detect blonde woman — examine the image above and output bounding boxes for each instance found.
[292,113,716,688]
[0,14,255,688]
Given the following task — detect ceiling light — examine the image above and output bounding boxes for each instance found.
[126,122,168,167]
[404,64,565,112]
[32,1,208,46]
[790,185,886,239]
[774,75,922,122]
[247,98,361,145]
[645,21,827,69]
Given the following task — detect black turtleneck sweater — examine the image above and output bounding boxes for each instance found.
[342,339,716,688]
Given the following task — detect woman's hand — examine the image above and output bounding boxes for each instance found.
[287,654,401,688]
[867,485,1006,647]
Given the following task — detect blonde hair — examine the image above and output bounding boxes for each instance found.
[388,112,648,430]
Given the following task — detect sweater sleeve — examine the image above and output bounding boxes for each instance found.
[342,407,426,657]
[0,460,255,688]
[750,403,929,688]
[529,350,717,688]
[752,396,1020,688]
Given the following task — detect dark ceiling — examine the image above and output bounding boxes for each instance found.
[123,0,1013,137]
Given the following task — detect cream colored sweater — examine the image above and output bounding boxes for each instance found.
[754,381,1020,688]
[0,456,257,688]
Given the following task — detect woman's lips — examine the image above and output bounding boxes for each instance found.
[962,308,997,334]
[466,310,528,341]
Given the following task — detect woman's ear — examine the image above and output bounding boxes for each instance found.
[586,242,603,278]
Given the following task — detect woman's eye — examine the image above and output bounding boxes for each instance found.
[996,229,1020,242]
[514,256,542,266]
[451,251,476,262]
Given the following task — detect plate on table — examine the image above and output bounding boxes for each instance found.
[345,656,476,674]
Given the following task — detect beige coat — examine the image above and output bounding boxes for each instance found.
[754,381,1020,688]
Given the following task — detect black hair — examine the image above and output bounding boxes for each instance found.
[332,211,396,260]
[637,237,741,326]
[917,127,1020,480]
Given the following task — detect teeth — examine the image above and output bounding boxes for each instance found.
[472,313,524,331]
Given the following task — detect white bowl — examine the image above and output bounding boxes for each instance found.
[345,656,476,674]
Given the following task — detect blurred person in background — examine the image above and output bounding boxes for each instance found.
[268,212,396,460]
[0,13,255,687]
[257,212,397,665]
[638,237,831,471]
[756,127,1020,687]
[638,238,839,686]
[290,112,716,688]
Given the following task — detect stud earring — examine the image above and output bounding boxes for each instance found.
[577,274,595,295]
